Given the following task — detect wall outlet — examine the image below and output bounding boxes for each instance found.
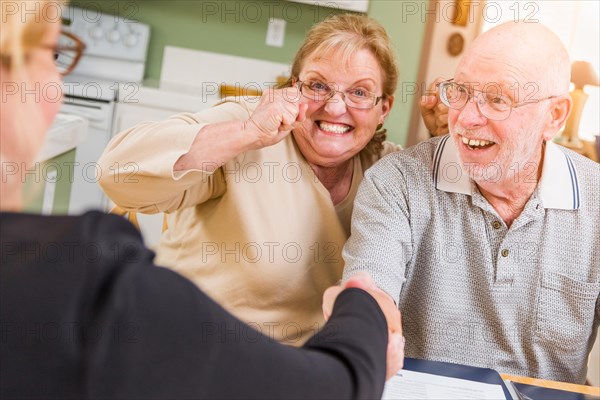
[266,18,286,48]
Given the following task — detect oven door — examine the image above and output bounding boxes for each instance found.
[61,95,115,214]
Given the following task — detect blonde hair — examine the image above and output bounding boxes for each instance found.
[0,0,60,73]
[282,14,399,156]
[1,0,61,131]
[1,0,62,209]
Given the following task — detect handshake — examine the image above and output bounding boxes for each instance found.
[322,272,405,380]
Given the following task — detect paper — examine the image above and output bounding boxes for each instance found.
[382,369,508,400]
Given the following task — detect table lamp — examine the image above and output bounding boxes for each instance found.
[559,61,599,150]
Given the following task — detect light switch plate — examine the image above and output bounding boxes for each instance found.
[266,18,286,48]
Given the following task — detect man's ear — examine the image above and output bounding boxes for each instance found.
[542,95,571,141]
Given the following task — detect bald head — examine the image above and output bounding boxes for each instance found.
[459,21,570,98]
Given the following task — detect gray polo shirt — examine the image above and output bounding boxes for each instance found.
[343,135,600,384]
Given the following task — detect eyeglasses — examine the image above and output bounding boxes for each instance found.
[437,79,556,121]
[0,31,85,76]
[50,31,86,76]
[295,79,384,109]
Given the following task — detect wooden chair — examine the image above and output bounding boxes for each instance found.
[110,206,168,248]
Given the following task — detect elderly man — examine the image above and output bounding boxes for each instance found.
[342,21,600,384]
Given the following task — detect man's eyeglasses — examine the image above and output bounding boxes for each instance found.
[295,79,383,110]
[437,79,556,121]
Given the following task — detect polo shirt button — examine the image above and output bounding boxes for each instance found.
[492,221,502,229]
[501,249,509,257]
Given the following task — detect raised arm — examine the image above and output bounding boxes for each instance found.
[98,88,306,214]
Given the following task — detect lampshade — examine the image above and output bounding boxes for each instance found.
[571,61,600,90]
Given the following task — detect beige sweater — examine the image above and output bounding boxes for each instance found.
[99,98,400,344]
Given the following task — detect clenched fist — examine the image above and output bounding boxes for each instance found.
[245,87,308,149]
[420,77,449,137]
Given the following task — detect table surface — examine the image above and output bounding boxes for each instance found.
[500,373,600,396]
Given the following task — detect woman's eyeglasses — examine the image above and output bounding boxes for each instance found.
[0,30,84,75]
[50,31,86,76]
[295,79,383,109]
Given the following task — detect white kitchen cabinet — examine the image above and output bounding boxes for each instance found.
[286,0,368,13]
[113,103,178,135]
[22,114,88,216]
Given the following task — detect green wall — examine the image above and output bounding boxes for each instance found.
[74,0,426,145]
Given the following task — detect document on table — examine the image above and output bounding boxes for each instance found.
[382,369,508,400]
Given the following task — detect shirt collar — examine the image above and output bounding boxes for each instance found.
[432,135,580,210]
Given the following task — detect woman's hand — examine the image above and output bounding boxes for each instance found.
[420,77,449,137]
[244,87,308,149]
[322,272,404,380]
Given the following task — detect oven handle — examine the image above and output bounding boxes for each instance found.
[61,108,104,122]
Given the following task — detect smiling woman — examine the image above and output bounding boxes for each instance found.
[290,48,391,178]
[97,13,402,346]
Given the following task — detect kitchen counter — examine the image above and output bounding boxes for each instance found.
[36,113,88,163]
[23,114,88,216]
[119,79,223,113]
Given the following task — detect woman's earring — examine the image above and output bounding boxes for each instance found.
[376,123,383,131]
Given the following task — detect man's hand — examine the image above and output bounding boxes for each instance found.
[245,87,308,149]
[322,272,404,380]
[420,77,449,137]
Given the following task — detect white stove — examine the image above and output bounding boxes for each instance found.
[59,6,150,214]
[61,6,150,82]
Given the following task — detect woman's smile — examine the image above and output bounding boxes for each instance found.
[315,120,354,135]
